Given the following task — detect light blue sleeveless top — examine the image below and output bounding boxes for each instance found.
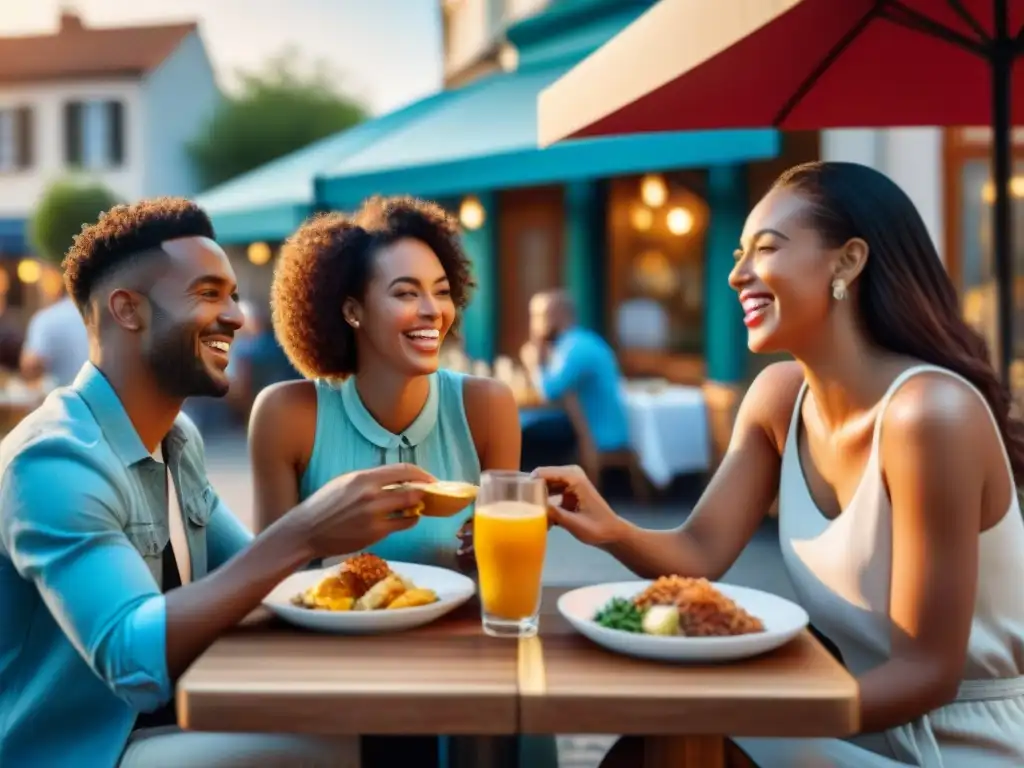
[299,369,481,567]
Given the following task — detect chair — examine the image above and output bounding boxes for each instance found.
[560,393,652,503]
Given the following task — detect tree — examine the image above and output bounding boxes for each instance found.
[29,178,121,267]
[188,48,370,189]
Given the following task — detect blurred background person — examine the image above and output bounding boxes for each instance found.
[18,284,88,387]
[224,298,299,424]
[519,289,630,468]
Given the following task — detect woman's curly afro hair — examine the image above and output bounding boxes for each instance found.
[271,195,475,380]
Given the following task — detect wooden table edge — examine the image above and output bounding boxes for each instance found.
[175,590,860,742]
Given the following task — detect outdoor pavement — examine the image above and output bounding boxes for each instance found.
[202,431,796,768]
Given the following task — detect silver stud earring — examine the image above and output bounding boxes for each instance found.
[832,278,847,301]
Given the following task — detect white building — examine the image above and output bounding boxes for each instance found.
[821,128,946,263]
[0,10,221,308]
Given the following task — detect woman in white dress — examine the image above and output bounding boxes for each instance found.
[538,161,1024,767]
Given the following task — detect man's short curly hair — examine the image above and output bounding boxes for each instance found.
[271,195,475,380]
[63,197,215,310]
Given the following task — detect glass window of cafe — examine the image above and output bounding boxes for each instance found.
[946,127,1024,398]
[606,172,710,382]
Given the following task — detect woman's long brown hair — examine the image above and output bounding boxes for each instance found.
[777,161,1024,485]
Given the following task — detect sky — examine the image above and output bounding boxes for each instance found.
[0,0,445,115]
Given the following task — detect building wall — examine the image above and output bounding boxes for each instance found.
[443,0,551,85]
[444,0,503,80]
[142,31,221,198]
[0,78,145,217]
[821,127,945,263]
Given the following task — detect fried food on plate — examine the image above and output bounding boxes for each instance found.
[341,553,390,587]
[296,574,360,611]
[355,574,407,611]
[292,554,441,612]
[632,576,765,637]
[593,576,765,637]
[386,588,438,610]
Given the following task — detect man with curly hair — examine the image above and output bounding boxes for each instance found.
[0,197,432,767]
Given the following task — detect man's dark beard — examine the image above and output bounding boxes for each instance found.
[143,298,227,399]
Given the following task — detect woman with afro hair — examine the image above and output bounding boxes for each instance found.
[250,194,522,566]
[249,196,558,767]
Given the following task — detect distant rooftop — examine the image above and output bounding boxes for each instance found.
[0,11,197,84]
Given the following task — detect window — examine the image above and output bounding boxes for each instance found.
[506,0,548,23]
[945,127,1024,397]
[64,100,124,169]
[607,174,709,356]
[486,0,507,33]
[957,158,1024,387]
[0,107,33,172]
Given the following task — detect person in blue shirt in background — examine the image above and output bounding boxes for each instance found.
[225,299,300,424]
[519,290,630,468]
[0,197,431,768]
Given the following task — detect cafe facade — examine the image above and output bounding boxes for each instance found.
[198,0,820,389]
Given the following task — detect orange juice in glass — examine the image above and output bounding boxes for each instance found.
[473,470,549,638]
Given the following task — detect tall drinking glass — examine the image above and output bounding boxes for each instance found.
[473,470,549,638]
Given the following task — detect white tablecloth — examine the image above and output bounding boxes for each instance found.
[623,384,710,488]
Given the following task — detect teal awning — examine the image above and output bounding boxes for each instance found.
[193,90,462,244]
[316,59,779,208]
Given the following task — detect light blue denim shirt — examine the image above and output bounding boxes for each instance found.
[536,326,631,452]
[0,363,253,768]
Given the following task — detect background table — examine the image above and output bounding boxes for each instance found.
[0,386,45,435]
[623,384,711,487]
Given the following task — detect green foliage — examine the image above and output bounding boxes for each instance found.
[188,48,369,189]
[29,178,121,267]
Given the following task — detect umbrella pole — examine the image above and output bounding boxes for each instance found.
[992,0,1014,385]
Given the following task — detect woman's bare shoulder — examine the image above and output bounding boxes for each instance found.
[882,371,998,464]
[461,374,516,411]
[249,379,319,461]
[736,361,805,453]
[252,379,318,419]
[460,374,519,463]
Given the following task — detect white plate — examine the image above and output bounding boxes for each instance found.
[558,581,809,663]
[263,561,476,635]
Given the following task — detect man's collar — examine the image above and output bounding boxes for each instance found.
[73,362,189,466]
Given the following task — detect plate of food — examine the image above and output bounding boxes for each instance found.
[382,480,478,517]
[558,576,809,662]
[264,553,476,634]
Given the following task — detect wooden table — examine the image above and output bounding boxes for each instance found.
[178,588,859,768]
[177,600,518,738]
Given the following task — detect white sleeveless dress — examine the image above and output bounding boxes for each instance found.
[737,365,1024,767]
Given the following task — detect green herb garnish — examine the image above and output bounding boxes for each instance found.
[593,597,644,633]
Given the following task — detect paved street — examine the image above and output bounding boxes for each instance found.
[203,432,795,767]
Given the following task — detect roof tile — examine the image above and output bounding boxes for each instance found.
[0,13,196,85]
